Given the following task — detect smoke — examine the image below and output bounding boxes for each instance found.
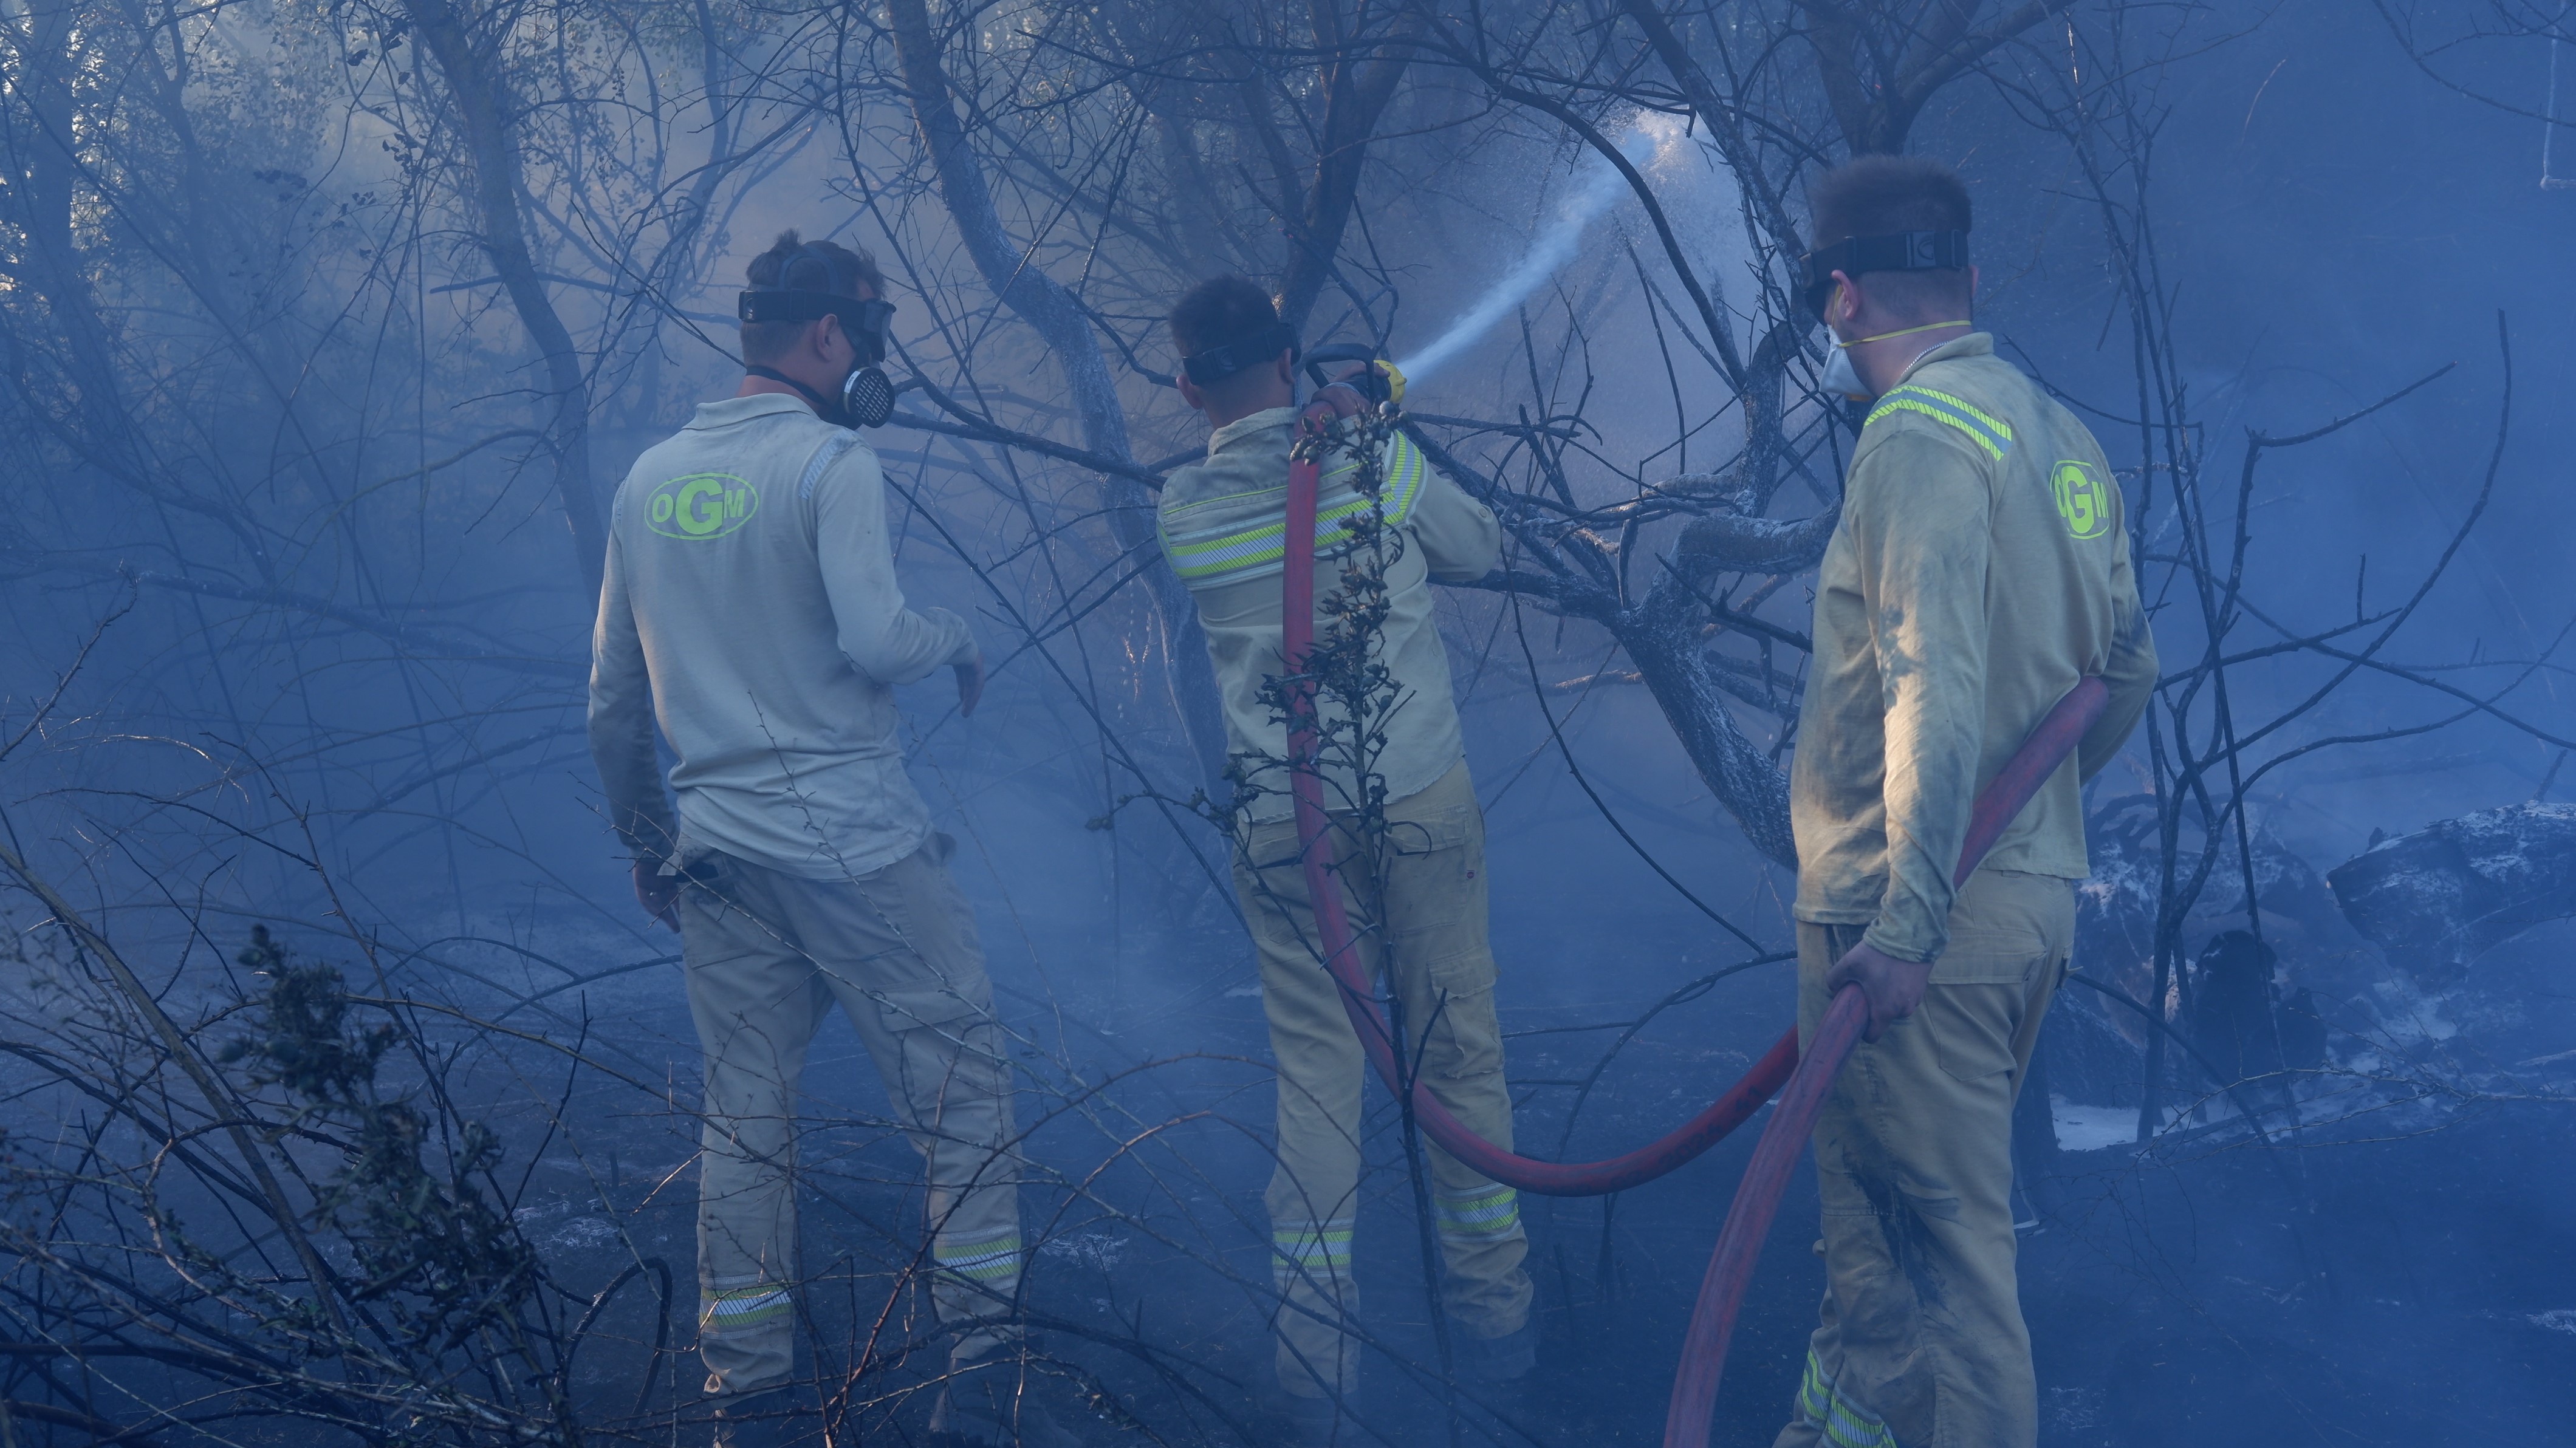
[1394,118,1684,385]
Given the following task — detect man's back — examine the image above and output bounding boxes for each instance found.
[1158,407,1500,816]
[1792,332,2157,961]
[588,394,970,879]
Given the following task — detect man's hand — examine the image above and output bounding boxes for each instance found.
[1317,366,1369,418]
[952,650,986,718]
[1824,939,1934,1042]
[632,859,680,934]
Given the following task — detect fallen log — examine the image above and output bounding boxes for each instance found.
[2326,802,2576,982]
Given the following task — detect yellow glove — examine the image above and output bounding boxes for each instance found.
[1375,358,1407,406]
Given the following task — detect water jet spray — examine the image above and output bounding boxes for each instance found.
[1391,120,1675,386]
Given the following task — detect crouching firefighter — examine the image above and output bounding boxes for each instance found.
[587,231,1072,1448]
[1777,159,2159,1448]
[1157,277,1532,1435]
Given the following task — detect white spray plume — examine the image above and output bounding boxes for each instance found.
[1393,118,1681,386]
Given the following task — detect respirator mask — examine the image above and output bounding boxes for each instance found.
[738,245,900,429]
[1794,230,1972,403]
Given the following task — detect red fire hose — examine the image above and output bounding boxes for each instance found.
[1278,402,2106,1432]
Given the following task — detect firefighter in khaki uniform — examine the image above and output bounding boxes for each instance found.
[589,232,1072,1448]
[1154,276,1530,1439]
[1779,158,2159,1448]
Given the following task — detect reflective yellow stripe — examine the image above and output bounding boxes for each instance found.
[1434,1184,1523,1240]
[934,1232,1025,1285]
[1270,1218,1355,1275]
[1159,434,1429,586]
[1864,384,2013,461]
[1798,1350,1899,1448]
[700,1282,792,1331]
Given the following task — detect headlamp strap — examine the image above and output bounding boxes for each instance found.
[1182,320,1300,387]
[738,289,895,363]
[1798,230,1971,315]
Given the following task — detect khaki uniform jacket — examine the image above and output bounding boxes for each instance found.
[588,394,975,879]
[1790,333,2158,965]
[1158,406,1502,820]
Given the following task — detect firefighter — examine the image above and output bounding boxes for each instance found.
[587,231,1071,1448]
[1157,276,1530,1435]
[1778,157,2160,1448]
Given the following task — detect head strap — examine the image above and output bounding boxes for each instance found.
[739,243,894,363]
[1797,230,1971,318]
[1181,320,1299,386]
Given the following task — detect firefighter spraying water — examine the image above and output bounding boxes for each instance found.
[1150,146,2157,1445]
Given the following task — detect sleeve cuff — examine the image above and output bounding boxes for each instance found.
[1860,920,1941,965]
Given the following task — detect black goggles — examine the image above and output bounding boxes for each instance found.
[738,290,897,362]
[1795,230,1971,319]
[1180,321,1299,387]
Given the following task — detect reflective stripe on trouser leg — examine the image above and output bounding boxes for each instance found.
[1270,1217,1358,1398]
[1237,763,1533,1378]
[1433,1183,1521,1244]
[935,1228,1025,1300]
[794,841,1027,1363]
[680,873,818,1400]
[1798,1350,1900,1448]
[1770,875,2067,1448]
[702,1278,795,1335]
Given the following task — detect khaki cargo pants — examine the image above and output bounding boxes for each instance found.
[676,835,1023,1398]
[1231,762,1533,1398]
[1776,869,2071,1448]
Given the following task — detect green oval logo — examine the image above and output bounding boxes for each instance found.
[646,472,759,540]
[2050,459,2110,541]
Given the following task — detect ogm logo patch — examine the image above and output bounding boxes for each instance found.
[2050,459,2110,541]
[647,472,758,540]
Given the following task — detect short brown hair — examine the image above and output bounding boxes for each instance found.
[741,230,885,364]
[1168,275,1279,360]
[1807,156,1973,318]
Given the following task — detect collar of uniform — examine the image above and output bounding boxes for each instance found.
[1205,405,1300,456]
[685,392,815,430]
[1893,330,1993,388]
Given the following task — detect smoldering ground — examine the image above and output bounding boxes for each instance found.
[2,1,2574,1444]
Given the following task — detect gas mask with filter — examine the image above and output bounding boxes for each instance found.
[1795,229,1971,401]
[738,245,899,429]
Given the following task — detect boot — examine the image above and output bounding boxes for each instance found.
[1456,1320,1535,1385]
[1278,1392,1357,1448]
[710,1390,814,1448]
[928,1348,1085,1448]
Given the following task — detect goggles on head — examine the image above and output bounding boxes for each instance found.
[738,243,901,428]
[1796,230,1971,321]
[738,289,896,366]
[1180,320,1299,387]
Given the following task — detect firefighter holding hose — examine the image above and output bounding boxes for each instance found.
[589,232,1072,1448]
[1157,277,1529,1437]
[1777,159,2159,1448]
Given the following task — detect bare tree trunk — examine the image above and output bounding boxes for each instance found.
[886,0,1233,796]
[405,0,606,599]
[1272,2,1423,332]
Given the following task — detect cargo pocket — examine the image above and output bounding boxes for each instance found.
[1383,804,1481,936]
[1410,955,1504,1085]
[1926,983,2024,1087]
[1931,871,2067,985]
